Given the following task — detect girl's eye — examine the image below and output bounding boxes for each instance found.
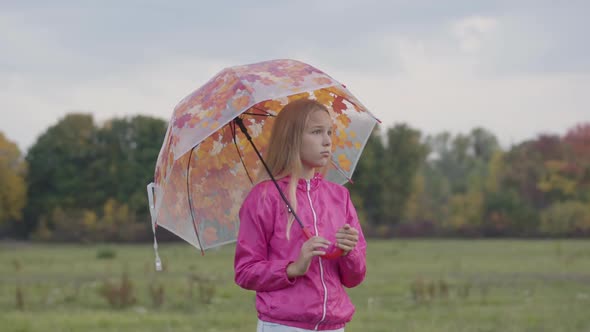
[327,130,333,136]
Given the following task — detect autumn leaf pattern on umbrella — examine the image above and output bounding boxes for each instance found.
[147,59,380,254]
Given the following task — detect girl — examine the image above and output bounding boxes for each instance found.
[234,99,367,331]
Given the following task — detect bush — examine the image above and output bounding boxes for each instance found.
[540,200,590,236]
[96,247,117,259]
[99,271,136,308]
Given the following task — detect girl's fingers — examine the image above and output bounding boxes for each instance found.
[312,243,329,250]
[303,237,330,252]
[345,227,359,235]
[336,227,358,236]
[336,239,357,247]
[335,232,358,239]
[335,233,358,242]
[337,243,353,251]
[313,241,330,249]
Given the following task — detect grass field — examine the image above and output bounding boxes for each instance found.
[1,239,590,332]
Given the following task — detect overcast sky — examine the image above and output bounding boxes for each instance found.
[1,1,588,152]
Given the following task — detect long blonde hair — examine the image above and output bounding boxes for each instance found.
[257,98,331,238]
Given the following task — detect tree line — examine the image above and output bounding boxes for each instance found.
[352,123,590,237]
[1,113,589,241]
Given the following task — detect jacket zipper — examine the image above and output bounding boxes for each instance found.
[307,180,328,331]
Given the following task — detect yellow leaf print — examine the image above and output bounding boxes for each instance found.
[314,89,335,106]
[338,154,352,172]
[287,92,310,103]
[263,100,284,113]
[339,130,348,141]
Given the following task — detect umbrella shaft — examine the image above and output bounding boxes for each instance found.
[234,117,306,231]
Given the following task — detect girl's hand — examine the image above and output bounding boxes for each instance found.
[287,236,330,278]
[335,224,359,255]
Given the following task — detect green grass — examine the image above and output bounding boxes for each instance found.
[1,239,590,332]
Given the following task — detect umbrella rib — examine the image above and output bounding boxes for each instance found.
[234,117,307,231]
[330,158,354,184]
[186,148,205,255]
[243,106,275,117]
[242,112,272,117]
[230,122,254,184]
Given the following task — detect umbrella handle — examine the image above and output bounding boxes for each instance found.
[302,227,344,260]
[322,245,344,260]
[147,182,162,271]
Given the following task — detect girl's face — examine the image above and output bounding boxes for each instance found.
[300,110,333,171]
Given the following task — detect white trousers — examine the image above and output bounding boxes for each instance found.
[256,320,344,332]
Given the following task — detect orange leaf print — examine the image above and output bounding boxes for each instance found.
[332,130,345,149]
[314,89,335,106]
[196,139,214,159]
[219,125,235,145]
[336,114,351,129]
[203,226,218,244]
[232,95,251,110]
[338,154,352,172]
[262,100,284,113]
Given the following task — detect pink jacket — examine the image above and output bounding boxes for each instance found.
[234,174,367,331]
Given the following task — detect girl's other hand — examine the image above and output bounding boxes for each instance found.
[335,224,359,254]
[287,236,330,278]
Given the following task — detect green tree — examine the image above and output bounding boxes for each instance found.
[421,128,500,231]
[426,128,499,195]
[94,116,166,219]
[350,126,385,226]
[24,113,167,240]
[24,114,98,236]
[482,188,539,236]
[380,124,429,225]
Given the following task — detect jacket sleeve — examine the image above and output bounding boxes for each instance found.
[338,190,367,288]
[234,186,296,292]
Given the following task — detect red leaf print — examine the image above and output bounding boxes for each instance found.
[332,96,347,114]
[174,113,192,129]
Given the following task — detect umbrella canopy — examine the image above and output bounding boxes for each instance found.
[148,59,379,254]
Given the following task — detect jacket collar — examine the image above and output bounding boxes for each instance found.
[277,173,323,192]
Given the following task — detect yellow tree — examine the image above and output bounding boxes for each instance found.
[0,132,27,225]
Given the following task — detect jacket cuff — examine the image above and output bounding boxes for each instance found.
[342,246,360,261]
[280,260,297,285]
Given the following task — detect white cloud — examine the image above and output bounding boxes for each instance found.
[451,16,499,53]
[338,25,588,148]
